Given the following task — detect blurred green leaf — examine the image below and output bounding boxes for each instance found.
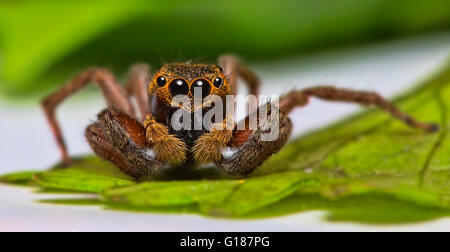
[0,0,449,97]
[0,170,38,185]
[33,157,136,193]
[252,193,450,223]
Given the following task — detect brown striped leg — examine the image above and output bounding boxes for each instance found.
[125,64,152,121]
[279,86,439,132]
[41,69,136,166]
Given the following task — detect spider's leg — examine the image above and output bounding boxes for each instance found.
[216,103,292,175]
[218,55,260,96]
[125,64,152,121]
[86,123,141,178]
[90,108,162,178]
[218,55,260,111]
[41,69,135,165]
[217,85,439,175]
[279,86,439,132]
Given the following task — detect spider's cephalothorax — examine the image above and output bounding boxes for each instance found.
[42,55,439,179]
[146,63,232,166]
[149,64,230,145]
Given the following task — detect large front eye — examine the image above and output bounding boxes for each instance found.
[213,77,223,88]
[169,78,189,96]
[156,76,167,87]
[191,78,211,99]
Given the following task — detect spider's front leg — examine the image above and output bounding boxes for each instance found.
[216,104,292,175]
[87,109,162,179]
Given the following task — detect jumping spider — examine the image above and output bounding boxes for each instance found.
[41,55,439,179]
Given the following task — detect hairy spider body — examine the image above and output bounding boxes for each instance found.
[42,55,438,179]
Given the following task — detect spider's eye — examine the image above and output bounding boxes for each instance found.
[191,78,211,99]
[169,78,189,96]
[213,77,223,88]
[156,76,167,87]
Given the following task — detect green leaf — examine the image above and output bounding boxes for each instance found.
[102,180,241,210]
[1,61,450,223]
[257,61,450,209]
[209,173,319,216]
[39,198,101,206]
[33,157,136,193]
[250,192,450,223]
[0,170,38,185]
[102,172,319,216]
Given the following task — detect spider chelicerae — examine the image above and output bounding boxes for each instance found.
[41,55,438,179]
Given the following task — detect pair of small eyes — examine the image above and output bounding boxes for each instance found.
[156,76,223,98]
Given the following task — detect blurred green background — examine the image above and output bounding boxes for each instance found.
[0,0,449,99]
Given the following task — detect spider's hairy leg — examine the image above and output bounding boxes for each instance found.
[125,64,152,121]
[280,86,439,132]
[216,85,439,175]
[41,68,135,166]
[217,104,292,175]
[91,109,162,178]
[86,123,144,178]
[218,55,260,96]
[143,114,187,165]
[219,54,260,112]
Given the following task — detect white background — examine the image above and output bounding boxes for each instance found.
[0,33,449,231]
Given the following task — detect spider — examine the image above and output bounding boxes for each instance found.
[41,55,439,179]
